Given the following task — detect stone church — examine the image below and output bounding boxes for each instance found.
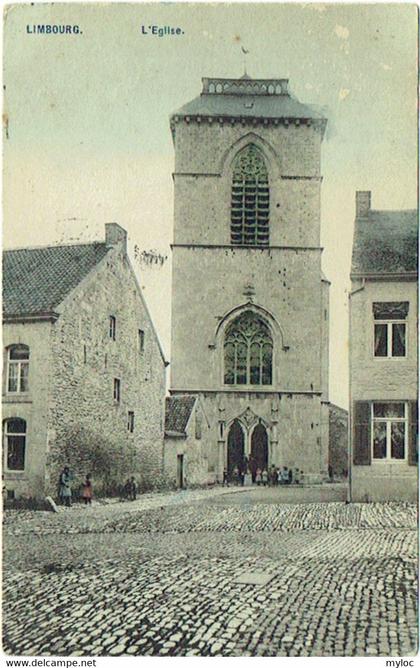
[167,75,330,484]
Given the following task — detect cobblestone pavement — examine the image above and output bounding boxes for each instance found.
[3,488,418,657]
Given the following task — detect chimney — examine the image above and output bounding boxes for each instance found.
[356,191,371,218]
[105,223,127,253]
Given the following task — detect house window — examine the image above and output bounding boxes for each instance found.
[127,411,134,433]
[373,302,408,358]
[4,418,26,471]
[224,311,273,386]
[7,345,29,393]
[113,378,121,402]
[372,402,407,461]
[138,329,145,353]
[109,316,116,341]
[231,144,269,246]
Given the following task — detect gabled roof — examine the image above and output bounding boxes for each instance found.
[351,209,418,277]
[3,242,110,318]
[165,395,197,436]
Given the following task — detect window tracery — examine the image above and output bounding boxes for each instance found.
[231,145,269,246]
[224,311,273,386]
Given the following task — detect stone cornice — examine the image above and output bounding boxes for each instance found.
[170,389,323,396]
[172,172,322,181]
[351,272,417,282]
[170,115,327,138]
[172,243,323,252]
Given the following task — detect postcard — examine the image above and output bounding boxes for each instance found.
[2,2,418,661]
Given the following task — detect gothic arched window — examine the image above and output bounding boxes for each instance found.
[231,145,269,246]
[224,312,273,385]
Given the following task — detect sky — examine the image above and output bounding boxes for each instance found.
[3,3,418,409]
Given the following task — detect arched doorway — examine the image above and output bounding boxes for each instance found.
[251,423,268,470]
[227,419,245,476]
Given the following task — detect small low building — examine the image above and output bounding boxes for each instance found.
[349,191,418,502]
[164,395,211,488]
[3,223,167,500]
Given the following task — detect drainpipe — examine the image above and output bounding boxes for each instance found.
[348,279,365,503]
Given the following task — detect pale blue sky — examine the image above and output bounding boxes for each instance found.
[4,3,418,407]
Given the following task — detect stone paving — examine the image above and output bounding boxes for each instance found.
[3,487,418,657]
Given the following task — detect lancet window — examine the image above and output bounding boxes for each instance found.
[231,145,269,246]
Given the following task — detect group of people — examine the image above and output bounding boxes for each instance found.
[224,462,304,487]
[58,468,139,506]
[58,467,92,507]
[122,477,137,501]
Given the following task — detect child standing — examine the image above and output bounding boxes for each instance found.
[82,474,93,505]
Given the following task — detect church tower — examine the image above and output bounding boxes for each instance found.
[169,76,330,483]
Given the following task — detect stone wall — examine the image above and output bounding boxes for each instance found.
[173,123,323,248]
[2,321,53,498]
[171,246,324,393]
[45,244,166,496]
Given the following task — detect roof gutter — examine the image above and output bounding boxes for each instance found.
[3,311,60,324]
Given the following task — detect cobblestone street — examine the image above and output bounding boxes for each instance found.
[3,487,418,657]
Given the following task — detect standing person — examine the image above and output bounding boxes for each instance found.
[262,468,268,487]
[82,474,93,505]
[276,467,282,486]
[256,468,262,486]
[232,465,239,486]
[58,466,72,507]
[270,465,277,487]
[249,457,257,484]
[223,468,228,486]
[281,466,289,485]
[294,468,301,485]
[288,468,293,485]
[130,476,137,501]
[123,478,132,500]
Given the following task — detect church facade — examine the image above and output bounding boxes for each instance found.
[168,76,330,484]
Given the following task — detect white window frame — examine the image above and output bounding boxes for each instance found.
[371,402,408,462]
[373,320,407,359]
[6,345,30,394]
[4,418,27,472]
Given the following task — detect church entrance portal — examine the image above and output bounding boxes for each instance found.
[250,423,268,470]
[227,419,245,475]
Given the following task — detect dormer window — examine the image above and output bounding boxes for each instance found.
[231,145,269,246]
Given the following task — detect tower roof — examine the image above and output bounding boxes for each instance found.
[171,76,327,126]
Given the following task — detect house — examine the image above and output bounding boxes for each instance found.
[168,75,330,484]
[3,223,167,500]
[164,395,211,488]
[349,191,418,502]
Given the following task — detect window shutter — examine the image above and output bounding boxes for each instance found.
[353,401,371,465]
[408,401,418,466]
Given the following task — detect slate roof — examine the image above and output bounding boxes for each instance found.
[351,209,418,276]
[173,94,325,121]
[3,242,110,318]
[171,77,326,122]
[165,396,196,435]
